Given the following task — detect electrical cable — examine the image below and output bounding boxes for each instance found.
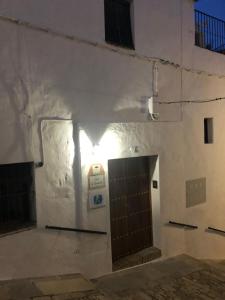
[156,96,225,105]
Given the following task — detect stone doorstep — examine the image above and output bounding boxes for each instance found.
[113,247,161,271]
[0,274,96,300]
[34,276,95,296]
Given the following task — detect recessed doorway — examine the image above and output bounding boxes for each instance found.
[108,156,154,266]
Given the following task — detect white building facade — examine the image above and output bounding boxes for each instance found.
[0,0,225,280]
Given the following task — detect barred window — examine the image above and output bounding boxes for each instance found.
[104,0,134,49]
[0,162,36,234]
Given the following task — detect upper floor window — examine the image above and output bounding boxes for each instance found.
[104,0,134,49]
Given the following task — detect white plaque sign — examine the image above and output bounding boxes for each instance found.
[89,175,105,189]
[88,164,105,190]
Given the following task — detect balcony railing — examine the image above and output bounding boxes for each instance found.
[195,10,225,55]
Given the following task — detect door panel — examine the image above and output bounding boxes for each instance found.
[108,156,153,262]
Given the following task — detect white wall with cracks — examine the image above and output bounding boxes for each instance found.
[0,0,225,280]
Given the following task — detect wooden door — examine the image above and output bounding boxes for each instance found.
[108,156,153,262]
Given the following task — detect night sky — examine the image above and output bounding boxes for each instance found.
[195,0,225,20]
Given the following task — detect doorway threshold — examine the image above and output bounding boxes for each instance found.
[113,247,161,272]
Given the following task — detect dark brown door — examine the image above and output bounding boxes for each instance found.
[108,156,153,262]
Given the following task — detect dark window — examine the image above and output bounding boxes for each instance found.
[0,162,36,234]
[104,0,134,49]
[204,118,213,144]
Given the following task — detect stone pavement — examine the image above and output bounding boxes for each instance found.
[95,255,225,299]
[1,255,225,299]
[0,274,101,300]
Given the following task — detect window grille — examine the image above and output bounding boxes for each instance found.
[104,0,134,49]
[0,162,36,234]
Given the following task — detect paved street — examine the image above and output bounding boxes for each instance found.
[1,255,225,299]
[95,255,225,300]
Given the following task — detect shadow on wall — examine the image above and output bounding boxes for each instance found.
[0,76,31,161]
[73,122,109,229]
[0,30,32,162]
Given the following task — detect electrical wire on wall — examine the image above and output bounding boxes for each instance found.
[2,13,225,124]
[156,96,225,105]
[148,96,225,124]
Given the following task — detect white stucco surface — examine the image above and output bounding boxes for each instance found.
[0,0,225,280]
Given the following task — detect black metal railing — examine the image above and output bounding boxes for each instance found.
[208,227,225,235]
[168,221,198,229]
[46,225,107,235]
[195,10,225,54]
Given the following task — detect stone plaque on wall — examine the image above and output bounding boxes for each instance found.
[88,164,106,190]
[186,178,206,208]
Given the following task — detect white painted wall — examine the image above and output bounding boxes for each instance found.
[0,0,105,44]
[0,0,224,280]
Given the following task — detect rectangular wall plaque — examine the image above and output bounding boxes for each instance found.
[186,177,206,208]
[89,192,105,209]
[89,175,105,189]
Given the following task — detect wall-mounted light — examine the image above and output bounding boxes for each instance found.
[148,97,159,121]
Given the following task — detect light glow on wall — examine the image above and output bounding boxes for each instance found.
[79,127,121,166]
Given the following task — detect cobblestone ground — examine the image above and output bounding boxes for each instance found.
[95,255,225,300]
[1,255,225,299]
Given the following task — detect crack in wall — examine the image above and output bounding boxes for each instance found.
[0,14,225,80]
